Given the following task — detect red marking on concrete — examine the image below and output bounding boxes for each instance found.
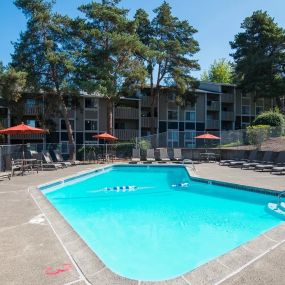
[45,263,72,276]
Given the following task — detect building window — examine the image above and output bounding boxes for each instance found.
[85,98,98,109]
[185,131,196,148]
[242,106,250,115]
[61,141,69,154]
[26,119,36,127]
[185,111,195,122]
[168,130,179,147]
[61,119,74,130]
[85,120,98,131]
[168,110,178,121]
[256,106,263,115]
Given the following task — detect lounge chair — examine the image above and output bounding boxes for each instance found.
[158,148,170,163]
[241,151,273,170]
[53,150,73,167]
[42,151,63,170]
[255,151,285,172]
[219,150,246,166]
[173,148,183,162]
[130,149,141,164]
[145,149,156,163]
[229,150,258,168]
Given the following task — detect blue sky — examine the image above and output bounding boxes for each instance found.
[1,0,285,77]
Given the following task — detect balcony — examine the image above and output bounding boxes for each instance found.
[115,107,139,120]
[206,119,220,130]
[207,101,220,111]
[222,111,234,121]
[221,93,234,103]
[115,129,139,141]
[141,96,157,107]
[141,117,158,128]
[24,105,43,115]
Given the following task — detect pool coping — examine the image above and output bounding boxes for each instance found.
[29,164,285,285]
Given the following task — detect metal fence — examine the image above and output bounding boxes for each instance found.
[0,142,135,171]
[0,126,284,171]
[138,127,285,151]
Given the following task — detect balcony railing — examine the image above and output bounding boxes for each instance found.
[207,101,220,111]
[222,111,234,121]
[141,117,157,128]
[206,119,220,129]
[115,107,139,120]
[221,93,234,103]
[10,133,45,140]
[141,96,157,107]
[24,105,43,115]
[115,129,139,141]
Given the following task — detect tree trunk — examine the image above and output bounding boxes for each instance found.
[60,96,76,161]
[107,100,113,134]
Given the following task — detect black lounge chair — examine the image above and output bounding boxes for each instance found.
[53,150,73,167]
[42,151,63,170]
[219,150,246,166]
[229,150,258,168]
[255,151,285,172]
[158,148,170,163]
[130,149,141,164]
[241,151,273,170]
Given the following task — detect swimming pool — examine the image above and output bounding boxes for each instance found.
[40,165,282,281]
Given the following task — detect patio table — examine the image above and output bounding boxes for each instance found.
[199,152,218,162]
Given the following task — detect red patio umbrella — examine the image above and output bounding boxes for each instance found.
[195,133,220,140]
[93,132,118,159]
[93,132,118,141]
[0,122,47,158]
[195,133,221,153]
[0,122,47,135]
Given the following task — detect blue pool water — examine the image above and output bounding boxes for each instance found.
[41,165,282,281]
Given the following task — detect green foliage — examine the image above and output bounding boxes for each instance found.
[253,109,285,127]
[0,62,27,103]
[246,125,270,147]
[13,0,79,159]
[201,59,233,84]
[230,11,285,107]
[138,139,151,151]
[76,0,148,132]
[134,2,200,131]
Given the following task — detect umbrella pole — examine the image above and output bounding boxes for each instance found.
[22,139,25,160]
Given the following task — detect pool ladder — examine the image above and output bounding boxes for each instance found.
[278,191,285,208]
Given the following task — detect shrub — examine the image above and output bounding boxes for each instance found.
[138,139,151,151]
[252,109,285,127]
[246,125,270,148]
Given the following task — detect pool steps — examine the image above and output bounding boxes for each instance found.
[267,190,285,218]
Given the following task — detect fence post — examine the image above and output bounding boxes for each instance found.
[0,146,2,172]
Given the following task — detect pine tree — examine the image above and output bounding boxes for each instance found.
[77,0,148,134]
[230,11,285,109]
[12,0,79,160]
[134,2,200,134]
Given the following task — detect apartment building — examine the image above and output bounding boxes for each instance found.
[0,82,274,149]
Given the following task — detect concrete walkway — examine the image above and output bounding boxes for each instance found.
[0,163,285,285]
[194,163,285,191]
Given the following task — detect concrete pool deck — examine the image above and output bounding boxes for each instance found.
[0,163,285,285]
